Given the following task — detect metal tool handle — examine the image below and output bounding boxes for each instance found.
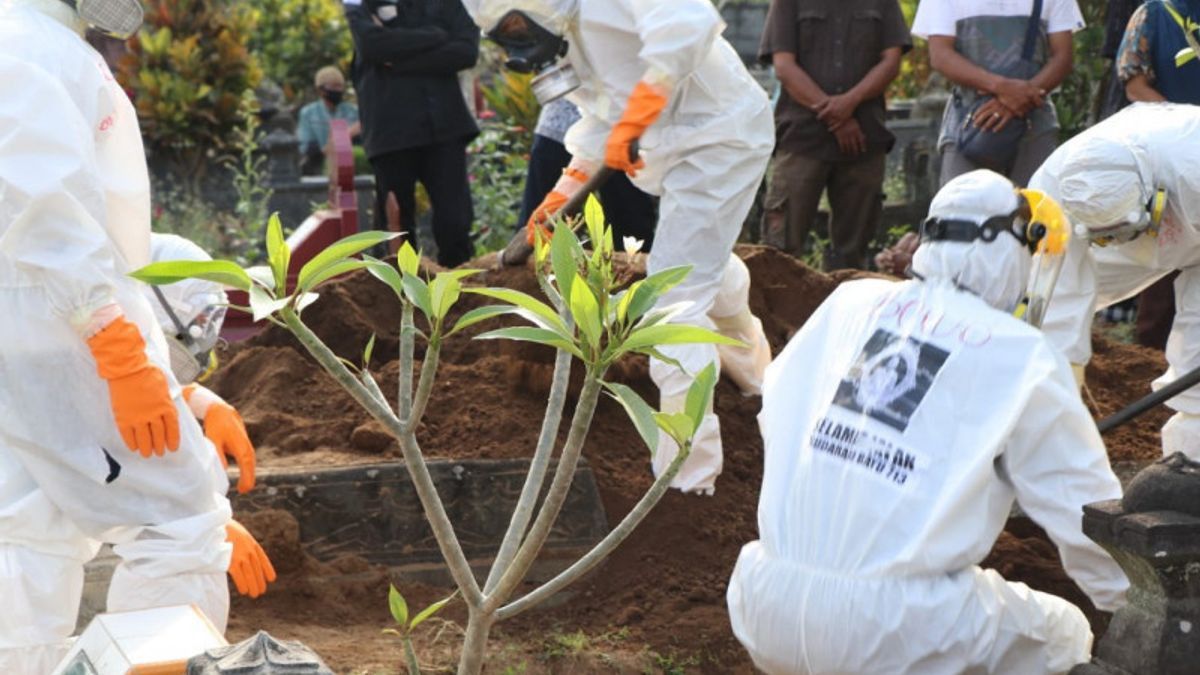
[499,143,638,267]
[1097,362,1200,433]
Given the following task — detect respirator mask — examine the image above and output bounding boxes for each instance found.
[487,10,580,104]
[61,0,144,40]
[152,286,224,384]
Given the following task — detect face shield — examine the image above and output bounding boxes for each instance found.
[61,0,143,39]
[486,9,580,104]
[1014,189,1071,329]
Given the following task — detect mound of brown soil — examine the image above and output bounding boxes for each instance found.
[212,246,1163,668]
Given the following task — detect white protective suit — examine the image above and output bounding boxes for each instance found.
[0,2,232,671]
[727,170,1128,675]
[467,0,775,494]
[1032,104,1200,461]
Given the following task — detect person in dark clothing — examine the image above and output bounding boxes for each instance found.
[346,0,480,268]
[758,0,911,271]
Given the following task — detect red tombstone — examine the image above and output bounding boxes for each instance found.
[221,119,361,342]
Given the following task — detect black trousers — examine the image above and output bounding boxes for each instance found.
[370,141,474,268]
[517,134,658,250]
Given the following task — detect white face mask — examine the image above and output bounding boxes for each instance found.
[376,4,397,21]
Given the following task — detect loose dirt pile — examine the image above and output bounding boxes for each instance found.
[213,246,1166,671]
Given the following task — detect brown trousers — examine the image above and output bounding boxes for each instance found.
[761,150,886,270]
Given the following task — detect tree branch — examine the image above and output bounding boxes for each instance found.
[483,374,603,612]
[399,303,415,420]
[484,337,574,594]
[283,310,483,607]
[496,441,691,620]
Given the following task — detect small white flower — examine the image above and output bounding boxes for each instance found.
[623,236,644,255]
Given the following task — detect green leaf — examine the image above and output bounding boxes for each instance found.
[298,259,368,293]
[297,231,399,291]
[448,305,516,336]
[429,273,462,321]
[402,275,433,319]
[475,327,584,359]
[465,288,568,335]
[388,585,409,627]
[396,241,421,276]
[550,224,582,302]
[363,333,377,367]
[615,283,639,324]
[131,260,253,292]
[640,347,687,374]
[653,412,694,447]
[603,382,659,456]
[583,193,605,248]
[248,285,289,322]
[569,274,603,349]
[410,590,458,629]
[634,301,693,330]
[364,257,405,300]
[624,266,692,324]
[684,363,718,437]
[265,213,291,292]
[622,324,745,354]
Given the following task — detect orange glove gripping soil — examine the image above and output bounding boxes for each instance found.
[605,81,667,177]
[226,520,277,599]
[87,316,180,458]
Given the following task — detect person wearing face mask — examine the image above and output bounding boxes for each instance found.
[728,170,1126,674]
[1032,103,1200,461]
[297,65,361,176]
[0,0,274,670]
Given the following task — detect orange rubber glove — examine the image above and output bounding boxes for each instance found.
[184,385,257,494]
[87,315,180,458]
[525,166,590,245]
[226,520,277,599]
[605,80,668,177]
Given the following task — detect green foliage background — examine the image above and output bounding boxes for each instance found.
[119,0,261,177]
[239,0,353,102]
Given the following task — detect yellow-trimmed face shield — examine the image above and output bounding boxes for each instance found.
[1015,189,1071,329]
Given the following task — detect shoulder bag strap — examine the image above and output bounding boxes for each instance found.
[1022,0,1045,61]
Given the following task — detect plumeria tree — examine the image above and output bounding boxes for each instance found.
[133,199,739,674]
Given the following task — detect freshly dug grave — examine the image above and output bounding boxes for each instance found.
[213,246,1165,671]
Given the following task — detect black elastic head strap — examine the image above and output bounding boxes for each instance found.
[921,195,1045,254]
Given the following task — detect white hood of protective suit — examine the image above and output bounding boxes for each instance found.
[1032,103,1200,367]
[1056,134,1155,232]
[462,0,578,34]
[13,0,84,33]
[146,233,226,331]
[912,170,1030,313]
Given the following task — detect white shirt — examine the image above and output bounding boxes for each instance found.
[912,0,1086,38]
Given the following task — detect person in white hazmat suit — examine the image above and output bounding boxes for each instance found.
[462,0,775,495]
[727,170,1129,675]
[1031,103,1200,461]
[144,233,258,496]
[0,1,236,670]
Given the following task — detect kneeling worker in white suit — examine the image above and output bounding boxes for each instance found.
[464,0,775,494]
[728,170,1128,674]
[0,1,267,671]
[1031,103,1200,461]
